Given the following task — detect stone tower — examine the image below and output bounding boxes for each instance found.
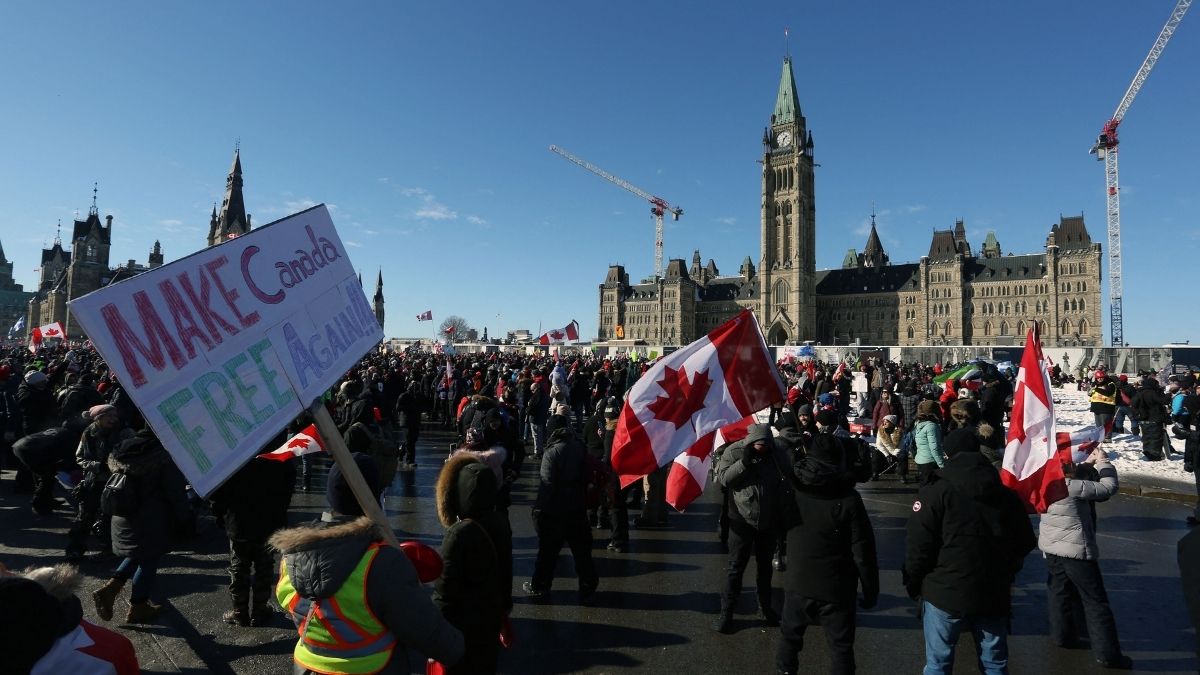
[373,269,385,329]
[149,240,164,268]
[759,57,816,345]
[208,148,251,246]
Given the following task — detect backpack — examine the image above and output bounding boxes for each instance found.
[900,431,915,457]
[101,469,140,517]
[584,454,614,509]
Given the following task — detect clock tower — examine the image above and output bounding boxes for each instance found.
[760,57,816,344]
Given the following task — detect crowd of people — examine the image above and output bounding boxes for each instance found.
[1,340,1198,673]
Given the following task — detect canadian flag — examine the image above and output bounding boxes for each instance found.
[1057,425,1105,464]
[416,310,433,321]
[1001,326,1067,513]
[39,322,65,339]
[538,320,580,345]
[611,310,785,486]
[665,413,759,511]
[257,424,326,461]
[444,325,456,335]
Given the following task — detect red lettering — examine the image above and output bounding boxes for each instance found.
[241,246,284,304]
[99,292,188,388]
[205,256,260,328]
[178,266,240,339]
[158,278,213,359]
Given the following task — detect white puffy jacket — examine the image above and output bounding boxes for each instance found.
[1037,460,1119,561]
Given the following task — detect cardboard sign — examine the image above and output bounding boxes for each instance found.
[69,205,382,496]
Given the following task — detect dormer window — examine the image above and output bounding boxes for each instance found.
[86,244,96,260]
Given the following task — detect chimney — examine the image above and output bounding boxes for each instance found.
[105,215,113,228]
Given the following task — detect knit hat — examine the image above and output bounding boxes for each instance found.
[87,404,118,420]
[797,404,813,417]
[943,428,980,457]
[1119,374,1128,382]
[24,371,47,387]
[883,414,898,426]
[0,575,63,674]
[546,414,571,437]
[917,399,940,418]
[326,453,383,516]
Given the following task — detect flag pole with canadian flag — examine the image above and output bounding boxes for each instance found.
[610,310,785,507]
[1001,323,1068,513]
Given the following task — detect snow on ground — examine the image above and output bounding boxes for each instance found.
[1052,386,1190,487]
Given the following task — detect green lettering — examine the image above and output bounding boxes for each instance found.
[194,371,253,450]
[248,339,296,409]
[222,352,274,426]
[156,388,212,473]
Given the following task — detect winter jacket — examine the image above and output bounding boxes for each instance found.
[1089,378,1118,414]
[535,425,588,513]
[872,399,898,435]
[978,378,1011,429]
[16,380,56,435]
[57,384,103,423]
[1132,386,1170,423]
[913,420,944,468]
[107,430,192,560]
[270,516,465,674]
[876,426,902,457]
[715,425,794,531]
[898,393,922,432]
[394,388,423,430]
[904,451,1036,617]
[1038,460,1118,561]
[434,455,513,674]
[783,457,878,605]
[209,455,295,543]
[75,422,133,484]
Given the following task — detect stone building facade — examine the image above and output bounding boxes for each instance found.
[0,241,35,338]
[26,194,164,340]
[597,58,1103,348]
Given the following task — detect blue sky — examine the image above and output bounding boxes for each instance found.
[1,2,1196,345]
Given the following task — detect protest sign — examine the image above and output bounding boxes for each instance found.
[69,204,383,496]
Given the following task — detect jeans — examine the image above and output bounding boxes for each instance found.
[115,556,161,603]
[776,593,856,674]
[1114,406,1136,434]
[528,419,547,456]
[1045,554,1123,663]
[921,600,1008,674]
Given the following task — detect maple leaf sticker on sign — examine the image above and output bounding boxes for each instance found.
[647,365,713,429]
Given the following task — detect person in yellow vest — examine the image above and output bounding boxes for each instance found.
[1089,366,1118,441]
[271,453,463,674]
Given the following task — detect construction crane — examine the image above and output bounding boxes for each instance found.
[549,144,682,279]
[1090,0,1191,346]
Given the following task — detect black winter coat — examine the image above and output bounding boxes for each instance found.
[535,427,587,513]
[784,458,878,605]
[107,430,192,559]
[16,381,56,435]
[58,384,103,422]
[904,452,1036,617]
[209,456,295,542]
[1132,386,1170,423]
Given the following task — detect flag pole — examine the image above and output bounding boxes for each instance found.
[308,400,401,549]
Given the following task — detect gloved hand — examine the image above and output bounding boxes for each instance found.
[741,450,757,468]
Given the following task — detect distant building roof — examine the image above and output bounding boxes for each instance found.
[964,254,1046,282]
[816,263,920,295]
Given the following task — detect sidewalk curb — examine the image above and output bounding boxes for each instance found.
[1118,483,1198,504]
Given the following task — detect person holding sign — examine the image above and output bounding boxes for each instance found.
[272,453,464,674]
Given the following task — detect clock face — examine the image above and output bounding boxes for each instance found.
[776,131,792,148]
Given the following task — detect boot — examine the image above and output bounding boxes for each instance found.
[713,607,734,634]
[126,599,164,624]
[772,552,787,572]
[758,594,780,627]
[250,589,273,627]
[92,578,126,622]
[224,591,250,626]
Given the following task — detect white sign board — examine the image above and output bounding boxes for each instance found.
[69,205,382,496]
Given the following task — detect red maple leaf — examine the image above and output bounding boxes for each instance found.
[286,437,311,450]
[550,330,564,339]
[646,365,713,429]
[44,329,59,336]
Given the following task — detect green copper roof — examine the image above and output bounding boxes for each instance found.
[773,58,801,125]
[842,248,858,268]
[983,231,1000,249]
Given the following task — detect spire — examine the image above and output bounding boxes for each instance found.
[374,269,384,301]
[0,238,5,263]
[89,182,98,217]
[210,147,249,247]
[772,57,801,126]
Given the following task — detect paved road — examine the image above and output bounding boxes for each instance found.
[2,425,1197,674]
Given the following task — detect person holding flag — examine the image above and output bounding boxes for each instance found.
[1038,446,1132,669]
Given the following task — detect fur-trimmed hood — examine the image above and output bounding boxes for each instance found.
[20,563,81,601]
[107,427,172,476]
[435,454,497,528]
[269,516,382,600]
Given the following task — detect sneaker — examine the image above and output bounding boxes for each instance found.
[222,609,250,627]
[521,581,546,599]
[607,541,626,553]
